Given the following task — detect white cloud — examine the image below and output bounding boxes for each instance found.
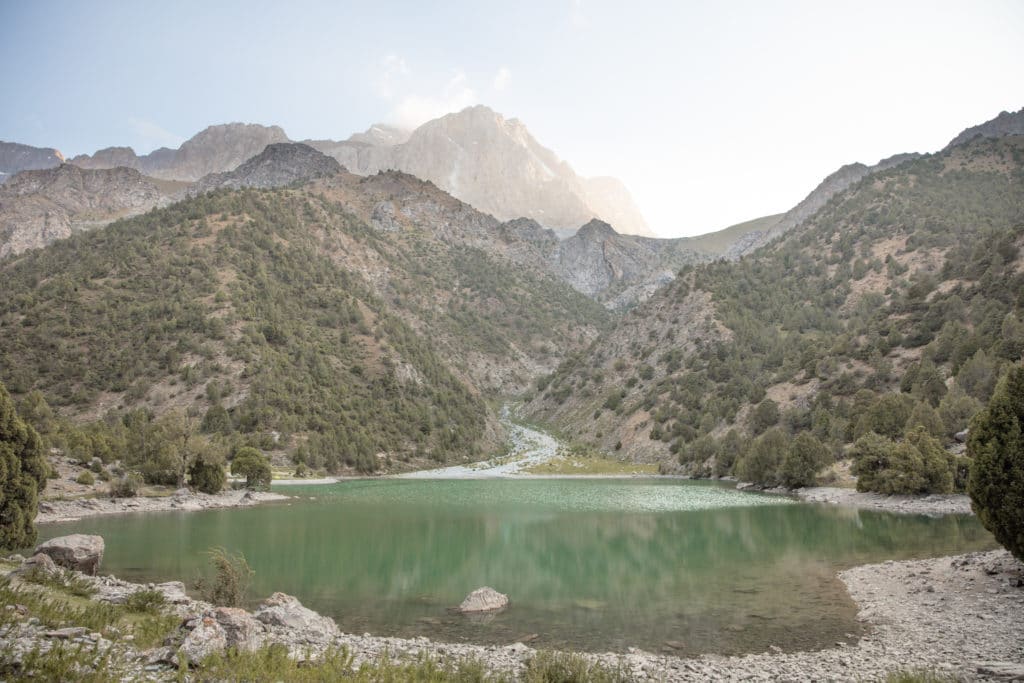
[388,70,478,129]
[128,117,184,152]
[492,66,512,91]
[569,0,587,29]
[376,54,410,99]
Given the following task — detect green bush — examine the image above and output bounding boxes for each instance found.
[780,432,830,488]
[75,471,95,486]
[0,380,47,550]
[231,447,272,490]
[201,547,254,607]
[735,428,789,486]
[109,472,142,498]
[851,428,953,495]
[968,364,1024,560]
[749,399,779,435]
[189,452,226,494]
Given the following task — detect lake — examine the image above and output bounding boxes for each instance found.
[38,478,994,656]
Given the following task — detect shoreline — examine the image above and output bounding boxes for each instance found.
[4,548,1021,681]
[35,488,289,524]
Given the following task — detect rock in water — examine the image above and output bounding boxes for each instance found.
[254,592,340,641]
[34,534,104,575]
[458,587,509,613]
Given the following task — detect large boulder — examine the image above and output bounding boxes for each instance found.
[34,534,104,575]
[181,615,227,664]
[213,607,265,651]
[458,586,509,613]
[253,592,339,642]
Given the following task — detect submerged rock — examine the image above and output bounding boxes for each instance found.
[34,534,104,575]
[458,587,509,613]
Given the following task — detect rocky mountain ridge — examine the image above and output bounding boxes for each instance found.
[189,143,343,195]
[0,141,65,184]
[61,107,654,238]
[0,164,185,258]
[70,123,290,181]
[944,107,1024,150]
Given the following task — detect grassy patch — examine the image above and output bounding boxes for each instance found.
[0,579,178,649]
[197,645,496,682]
[195,646,630,682]
[525,456,659,476]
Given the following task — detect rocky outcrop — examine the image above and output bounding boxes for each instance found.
[34,534,104,575]
[498,217,706,307]
[458,586,509,613]
[180,615,227,663]
[71,123,290,181]
[254,592,339,642]
[212,607,265,652]
[0,141,64,182]
[0,164,182,258]
[945,107,1024,150]
[190,143,342,195]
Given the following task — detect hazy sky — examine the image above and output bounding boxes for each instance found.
[1,1,1021,237]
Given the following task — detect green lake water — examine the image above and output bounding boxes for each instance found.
[38,479,994,655]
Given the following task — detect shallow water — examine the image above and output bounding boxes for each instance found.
[39,479,994,655]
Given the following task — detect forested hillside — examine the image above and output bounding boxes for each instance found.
[0,177,610,474]
[526,135,1024,486]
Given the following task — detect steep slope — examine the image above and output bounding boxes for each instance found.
[526,135,1024,472]
[190,143,343,194]
[308,106,655,237]
[0,141,64,183]
[70,123,290,181]
[731,153,920,257]
[0,164,186,258]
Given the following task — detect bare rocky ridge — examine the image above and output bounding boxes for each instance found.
[945,107,1024,150]
[71,123,290,181]
[0,141,65,183]
[189,142,343,195]
[306,106,655,238]
[0,164,185,258]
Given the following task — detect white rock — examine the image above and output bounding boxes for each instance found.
[458,587,509,613]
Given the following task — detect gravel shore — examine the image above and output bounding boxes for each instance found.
[794,486,974,516]
[35,488,289,524]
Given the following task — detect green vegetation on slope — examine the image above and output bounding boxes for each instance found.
[530,136,1024,490]
[0,381,46,549]
[0,190,487,471]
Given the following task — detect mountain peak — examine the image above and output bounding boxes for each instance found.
[191,142,342,195]
[576,219,619,239]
